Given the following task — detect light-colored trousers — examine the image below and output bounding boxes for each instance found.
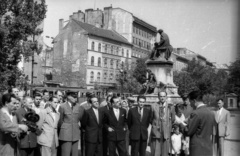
[40,145,57,156]
[150,137,169,156]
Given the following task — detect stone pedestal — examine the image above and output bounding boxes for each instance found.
[133,58,182,105]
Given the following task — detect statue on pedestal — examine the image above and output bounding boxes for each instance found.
[150,29,173,61]
[142,69,157,94]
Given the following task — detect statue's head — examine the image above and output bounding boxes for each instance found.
[158,29,163,34]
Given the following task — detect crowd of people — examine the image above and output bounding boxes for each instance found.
[0,88,230,156]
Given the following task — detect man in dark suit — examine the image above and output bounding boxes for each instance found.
[213,99,230,156]
[15,96,41,156]
[82,95,104,156]
[101,95,113,156]
[58,91,84,156]
[127,95,151,156]
[187,91,215,156]
[105,95,127,156]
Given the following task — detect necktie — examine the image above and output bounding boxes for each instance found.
[139,108,142,121]
[96,109,99,123]
[217,109,221,123]
[115,109,119,121]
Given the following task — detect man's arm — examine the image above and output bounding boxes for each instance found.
[187,112,200,136]
[58,105,64,129]
[127,109,132,130]
[225,110,230,136]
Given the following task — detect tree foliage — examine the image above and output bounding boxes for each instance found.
[226,58,240,95]
[0,0,47,90]
[133,57,148,84]
[173,59,228,99]
[115,62,142,94]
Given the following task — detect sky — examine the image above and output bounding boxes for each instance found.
[43,0,239,65]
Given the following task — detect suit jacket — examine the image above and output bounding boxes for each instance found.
[127,107,151,141]
[105,108,127,141]
[0,109,19,156]
[58,102,84,141]
[187,105,215,156]
[151,102,175,139]
[214,108,230,137]
[15,107,38,148]
[37,107,60,147]
[81,107,104,143]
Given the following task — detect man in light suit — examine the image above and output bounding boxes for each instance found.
[37,96,60,156]
[214,99,230,156]
[187,91,215,156]
[150,91,175,156]
[127,95,151,156]
[58,91,84,156]
[81,95,104,156]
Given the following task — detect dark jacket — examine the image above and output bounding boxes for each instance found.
[58,102,84,141]
[15,107,38,148]
[127,107,151,140]
[187,105,215,156]
[105,108,127,141]
[81,107,104,143]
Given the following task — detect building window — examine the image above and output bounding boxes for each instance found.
[111,45,113,54]
[104,72,107,80]
[110,59,113,69]
[91,56,94,66]
[116,60,119,69]
[97,72,101,82]
[98,57,101,67]
[105,44,107,52]
[127,50,129,58]
[90,71,94,82]
[109,73,113,81]
[116,47,119,55]
[98,43,101,52]
[104,58,107,67]
[122,49,124,57]
[121,61,124,69]
[91,41,95,50]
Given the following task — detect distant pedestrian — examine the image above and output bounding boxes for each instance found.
[213,99,230,156]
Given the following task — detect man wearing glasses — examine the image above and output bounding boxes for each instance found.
[127,95,152,156]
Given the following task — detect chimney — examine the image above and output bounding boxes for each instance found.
[85,9,93,23]
[77,10,85,22]
[103,6,112,29]
[72,12,78,20]
[59,19,64,32]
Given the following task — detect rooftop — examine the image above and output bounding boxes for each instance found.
[133,16,157,33]
[73,19,132,46]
